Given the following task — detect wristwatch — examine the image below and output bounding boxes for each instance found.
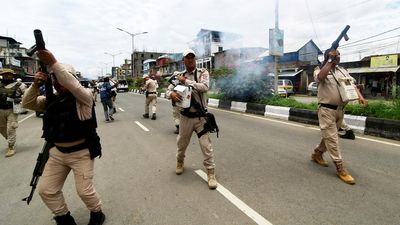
[328,58,333,63]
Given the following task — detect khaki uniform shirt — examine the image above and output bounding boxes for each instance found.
[181,68,209,108]
[22,62,93,121]
[314,65,355,106]
[144,79,158,96]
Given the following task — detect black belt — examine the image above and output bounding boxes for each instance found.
[55,142,88,153]
[319,103,338,110]
[147,92,156,94]
[181,110,203,118]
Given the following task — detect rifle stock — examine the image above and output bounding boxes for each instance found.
[22,141,52,205]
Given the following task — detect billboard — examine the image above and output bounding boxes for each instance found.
[370,54,398,67]
[269,28,284,56]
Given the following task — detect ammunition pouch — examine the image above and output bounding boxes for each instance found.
[86,131,102,159]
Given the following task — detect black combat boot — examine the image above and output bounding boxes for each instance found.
[151,113,157,120]
[88,211,106,225]
[174,125,179,134]
[142,113,149,118]
[339,130,355,140]
[54,211,77,225]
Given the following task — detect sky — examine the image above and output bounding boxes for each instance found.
[1,0,400,79]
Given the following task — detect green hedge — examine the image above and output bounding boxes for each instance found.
[208,93,400,120]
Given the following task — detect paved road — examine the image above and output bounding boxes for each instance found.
[1,92,399,225]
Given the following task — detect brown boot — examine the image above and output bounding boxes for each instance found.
[207,168,218,189]
[176,161,184,175]
[334,162,355,185]
[5,147,15,158]
[311,148,328,167]
[54,211,77,225]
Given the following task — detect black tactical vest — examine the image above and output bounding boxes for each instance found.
[0,82,19,109]
[43,93,96,143]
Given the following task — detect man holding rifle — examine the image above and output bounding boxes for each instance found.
[311,48,368,185]
[22,49,105,225]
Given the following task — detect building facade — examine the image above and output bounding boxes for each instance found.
[189,29,242,73]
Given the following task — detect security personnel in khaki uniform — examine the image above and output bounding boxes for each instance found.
[169,49,217,189]
[166,71,181,134]
[22,49,105,225]
[142,75,158,120]
[311,49,368,185]
[0,70,24,157]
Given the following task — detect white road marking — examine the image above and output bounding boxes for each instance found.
[135,121,149,132]
[195,169,273,225]
[118,107,124,112]
[211,107,400,147]
[18,113,35,123]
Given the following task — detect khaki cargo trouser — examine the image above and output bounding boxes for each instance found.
[316,106,344,162]
[177,115,215,169]
[172,106,180,126]
[145,95,157,114]
[38,148,102,216]
[0,109,18,148]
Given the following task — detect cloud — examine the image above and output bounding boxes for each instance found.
[1,0,399,79]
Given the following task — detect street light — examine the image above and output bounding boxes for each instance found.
[116,28,148,78]
[104,52,122,79]
[104,52,122,67]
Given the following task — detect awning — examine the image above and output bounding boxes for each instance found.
[347,66,400,74]
[278,69,303,77]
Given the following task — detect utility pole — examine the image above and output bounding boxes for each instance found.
[269,0,284,95]
[274,0,280,95]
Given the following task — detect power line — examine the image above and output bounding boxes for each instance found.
[342,26,400,47]
[340,34,400,49]
[304,0,320,47]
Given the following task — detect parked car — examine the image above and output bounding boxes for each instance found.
[277,79,294,96]
[117,79,129,92]
[307,82,318,96]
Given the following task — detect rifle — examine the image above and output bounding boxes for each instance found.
[321,25,350,68]
[22,142,53,204]
[23,29,54,205]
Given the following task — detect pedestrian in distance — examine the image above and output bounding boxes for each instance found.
[169,49,218,189]
[339,119,355,140]
[22,49,105,225]
[311,49,368,185]
[0,69,25,157]
[141,75,158,120]
[99,77,116,122]
[166,71,181,134]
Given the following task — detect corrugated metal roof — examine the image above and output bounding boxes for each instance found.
[347,66,400,74]
[278,69,303,77]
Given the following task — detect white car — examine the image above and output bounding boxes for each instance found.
[116,79,129,92]
[277,79,294,96]
[307,82,318,96]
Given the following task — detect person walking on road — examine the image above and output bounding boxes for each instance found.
[22,49,105,225]
[99,77,115,122]
[142,75,158,120]
[339,119,355,140]
[169,49,218,189]
[166,71,181,134]
[311,49,368,185]
[0,70,25,157]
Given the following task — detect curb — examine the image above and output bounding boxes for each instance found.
[211,98,399,141]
